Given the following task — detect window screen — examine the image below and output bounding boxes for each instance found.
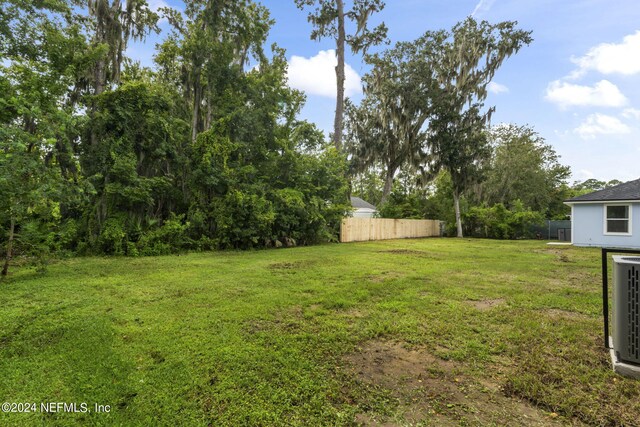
[606,205,630,233]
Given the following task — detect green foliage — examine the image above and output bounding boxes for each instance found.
[0,0,543,268]
[190,123,349,249]
[346,17,532,237]
[415,18,532,237]
[183,46,350,250]
[378,191,429,220]
[351,168,384,207]
[572,178,622,192]
[0,4,90,274]
[97,216,127,255]
[345,40,430,204]
[159,0,273,143]
[54,219,80,254]
[478,124,571,219]
[81,81,189,254]
[464,201,544,239]
[137,214,192,255]
[212,190,276,249]
[568,178,624,203]
[376,170,461,236]
[285,147,351,244]
[87,0,160,92]
[294,0,388,50]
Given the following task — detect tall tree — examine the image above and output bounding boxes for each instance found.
[1,0,72,59]
[187,47,350,248]
[572,178,623,193]
[82,80,190,252]
[87,0,159,96]
[85,0,159,157]
[419,18,532,237]
[345,41,430,204]
[158,0,272,143]
[480,124,571,216]
[1,1,90,275]
[294,0,387,150]
[425,96,491,237]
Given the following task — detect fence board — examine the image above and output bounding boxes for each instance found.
[340,218,441,243]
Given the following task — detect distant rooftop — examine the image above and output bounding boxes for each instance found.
[350,196,376,210]
[566,178,640,202]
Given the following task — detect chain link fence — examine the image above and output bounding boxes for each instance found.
[531,220,571,241]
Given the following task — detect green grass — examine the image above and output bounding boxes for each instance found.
[0,239,638,426]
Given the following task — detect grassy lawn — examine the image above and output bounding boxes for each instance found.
[1,238,638,426]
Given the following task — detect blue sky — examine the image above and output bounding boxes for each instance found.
[128,0,640,183]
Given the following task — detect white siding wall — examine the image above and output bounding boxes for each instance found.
[352,208,377,218]
[572,202,640,248]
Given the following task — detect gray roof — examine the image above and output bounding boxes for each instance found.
[350,196,377,210]
[566,178,640,202]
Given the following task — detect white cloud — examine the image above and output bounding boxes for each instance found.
[147,0,172,22]
[487,81,509,94]
[148,0,168,10]
[471,0,496,17]
[545,80,628,109]
[622,108,640,120]
[571,31,640,77]
[574,113,631,139]
[287,50,361,98]
[577,170,595,180]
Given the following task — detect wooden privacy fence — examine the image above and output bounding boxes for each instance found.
[340,218,442,243]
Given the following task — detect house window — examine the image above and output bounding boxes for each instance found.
[605,204,631,234]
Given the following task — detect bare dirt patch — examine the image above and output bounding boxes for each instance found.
[244,306,304,334]
[365,271,403,283]
[533,248,573,263]
[344,340,570,426]
[466,298,506,311]
[267,260,316,272]
[342,308,366,318]
[377,249,440,260]
[379,249,426,255]
[541,308,591,321]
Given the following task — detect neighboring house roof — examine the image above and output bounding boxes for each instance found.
[350,196,377,210]
[566,178,640,203]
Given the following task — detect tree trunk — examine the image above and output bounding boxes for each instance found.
[380,168,394,206]
[91,57,106,147]
[191,71,202,143]
[2,217,15,276]
[453,189,463,238]
[333,0,345,151]
[205,94,212,131]
[95,58,105,96]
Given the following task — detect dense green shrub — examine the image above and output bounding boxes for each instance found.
[189,126,350,249]
[137,214,193,255]
[97,216,127,255]
[211,190,276,249]
[1,36,351,267]
[378,191,431,220]
[464,201,544,239]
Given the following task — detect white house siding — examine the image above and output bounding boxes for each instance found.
[571,202,640,248]
[352,208,377,218]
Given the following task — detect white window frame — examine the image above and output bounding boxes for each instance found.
[603,203,632,236]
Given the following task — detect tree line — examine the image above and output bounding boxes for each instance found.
[0,0,605,275]
[351,121,616,239]
[346,17,537,237]
[1,0,356,275]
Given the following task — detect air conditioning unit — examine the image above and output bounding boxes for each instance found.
[612,256,640,366]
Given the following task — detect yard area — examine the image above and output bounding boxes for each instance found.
[1,239,638,426]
